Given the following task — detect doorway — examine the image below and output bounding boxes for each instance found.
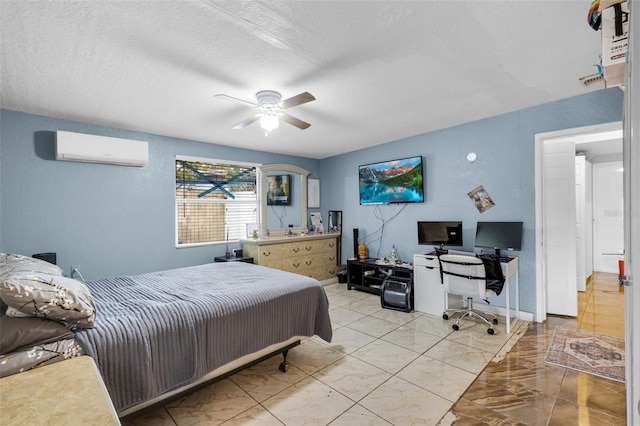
[534,121,623,321]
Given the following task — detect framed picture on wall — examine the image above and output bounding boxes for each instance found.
[267,174,291,205]
[308,178,320,208]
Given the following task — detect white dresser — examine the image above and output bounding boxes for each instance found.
[242,234,338,282]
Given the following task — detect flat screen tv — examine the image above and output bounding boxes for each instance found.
[417,221,463,248]
[358,155,424,205]
[475,221,523,257]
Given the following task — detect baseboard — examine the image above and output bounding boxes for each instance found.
[321,277,338,285]
[474,304,535,323]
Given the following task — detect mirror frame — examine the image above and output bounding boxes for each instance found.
[259,164,310,236]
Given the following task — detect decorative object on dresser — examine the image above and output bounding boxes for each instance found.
[328,210,342,264]
[242,234,338,282]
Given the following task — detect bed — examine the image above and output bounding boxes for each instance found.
[0,254,333,417]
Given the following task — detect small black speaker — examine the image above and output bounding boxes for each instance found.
[353,228,359,258]
[32,252,57,265]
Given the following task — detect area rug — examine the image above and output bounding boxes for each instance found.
[545,325,625,383]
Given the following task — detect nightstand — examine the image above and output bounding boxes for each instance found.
[214,256,254,264]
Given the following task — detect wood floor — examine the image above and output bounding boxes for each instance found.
[446,272,627,425]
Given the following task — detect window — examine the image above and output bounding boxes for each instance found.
[175,156,259,247]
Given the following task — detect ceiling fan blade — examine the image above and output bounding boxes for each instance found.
[215,94,259,109]
[232,114,261,129]
[279,92,315,109]
[280,113,311,130]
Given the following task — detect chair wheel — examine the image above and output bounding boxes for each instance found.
[443,314,449,320]
[493,318,498,325]
[487,328,495,335]
[279,362,289,372]
[452,324,459,331]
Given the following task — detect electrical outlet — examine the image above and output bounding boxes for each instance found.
[71,265,80,276]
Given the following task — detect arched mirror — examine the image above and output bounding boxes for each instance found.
[259,164,310,237]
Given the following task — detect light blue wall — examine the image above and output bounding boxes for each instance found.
[319,88,624,315]
[0,110,319,280]
[0,88,624,316]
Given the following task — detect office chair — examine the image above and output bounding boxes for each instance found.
[438,254,503,335]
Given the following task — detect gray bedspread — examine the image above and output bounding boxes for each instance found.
[75,262,332,413]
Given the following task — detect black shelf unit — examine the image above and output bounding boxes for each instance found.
[214,256,254,264]
[347,259,413,295]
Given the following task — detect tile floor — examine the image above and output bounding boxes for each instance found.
[123,272,625,425]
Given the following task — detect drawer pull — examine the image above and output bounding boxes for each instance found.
[417,265,434,270]
[305,260,312,265]
[293,262,300,268]
[329,256,335,262]
[305,246,312,251]
[329,243,335,248]
[262,251,271,257]
[329,269,335,275]
[292,247,300,253]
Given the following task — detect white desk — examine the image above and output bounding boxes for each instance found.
[413,252,519,333]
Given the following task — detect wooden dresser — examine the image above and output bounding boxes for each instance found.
[242,234,338,281]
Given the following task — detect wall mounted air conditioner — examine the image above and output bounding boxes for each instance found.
[55,131,148,167]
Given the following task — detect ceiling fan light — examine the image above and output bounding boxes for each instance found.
[260,113,279,131]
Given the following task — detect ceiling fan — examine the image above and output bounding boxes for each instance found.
[215,90,315,132]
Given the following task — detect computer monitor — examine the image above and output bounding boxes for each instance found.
[417,221,463,249]
[474,221,523,257]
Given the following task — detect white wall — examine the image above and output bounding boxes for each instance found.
[575,155,590,290]
[593,161,624,273]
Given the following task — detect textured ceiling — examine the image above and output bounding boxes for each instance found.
[1,1,604,159]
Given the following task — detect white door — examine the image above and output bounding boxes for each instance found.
[575,156,586,291]
[623,1,639,420]
[543,140,578,316]
[593,162,624,273]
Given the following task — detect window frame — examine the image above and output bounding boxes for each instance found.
[175,155,261,248]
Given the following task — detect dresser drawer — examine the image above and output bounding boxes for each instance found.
[309,265,337,281]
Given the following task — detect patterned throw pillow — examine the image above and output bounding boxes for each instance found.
[1,273,96,329]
